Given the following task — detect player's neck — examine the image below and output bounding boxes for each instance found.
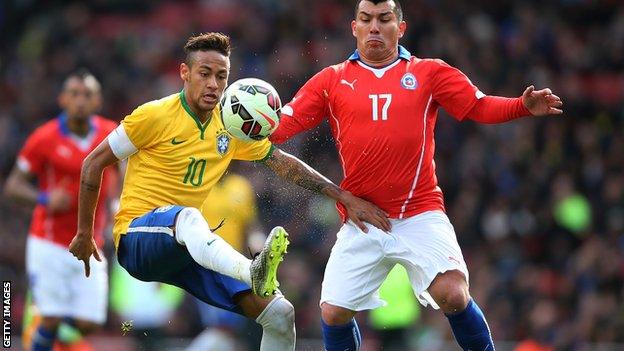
[66,116,90,137]
[181,89,212,124]
[189,104,212,124]
[359,49,399,68]
[198,114,211,124]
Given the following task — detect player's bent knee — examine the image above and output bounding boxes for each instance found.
[443,287,470,312]
[321,303,356,326]
[175,207,207,243]
[430,270,470,313]
[177,207,204,227]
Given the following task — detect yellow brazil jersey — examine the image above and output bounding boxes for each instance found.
[112,91,273,247]
[201,174,257,251]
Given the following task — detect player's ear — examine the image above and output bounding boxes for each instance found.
[180,63,190,82]
[398,21,406,38]
[351,20,357,37]
[90,92,103,113]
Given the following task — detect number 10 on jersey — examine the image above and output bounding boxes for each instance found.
[183,157,206,186]
[369,94,392,121]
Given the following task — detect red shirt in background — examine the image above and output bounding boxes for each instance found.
[17,114,117,248]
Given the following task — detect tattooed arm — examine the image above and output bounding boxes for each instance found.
[69,139,119,276]
[263,148,391,232]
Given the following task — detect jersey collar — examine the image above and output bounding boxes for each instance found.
[179,89,210,140]
[58,112,95,137]
[347,45,411,62]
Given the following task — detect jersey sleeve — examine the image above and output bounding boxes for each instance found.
[17,129,47,176]
[233,138,275,161]
[269,68,332,144]
[108,124,138,160]
[119,102,163,150]
[431,60,483,121]
[464,95,530,123]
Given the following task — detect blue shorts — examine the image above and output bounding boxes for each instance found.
[117,205,251,315]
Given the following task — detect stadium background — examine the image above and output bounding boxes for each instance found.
[1,0,623,350]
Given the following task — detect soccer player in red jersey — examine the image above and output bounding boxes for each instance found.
[270,1,563,350]
[5,71,118,351]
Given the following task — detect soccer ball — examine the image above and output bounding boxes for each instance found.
[220,78,281,141]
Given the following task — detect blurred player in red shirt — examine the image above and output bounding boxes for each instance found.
[271,1,563,350]
[5,70,117,351]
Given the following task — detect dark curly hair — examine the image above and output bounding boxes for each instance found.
[355,0,403,22]
[184,32,231,66]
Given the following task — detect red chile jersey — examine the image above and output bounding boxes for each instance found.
[17,114,118,248]
[271,46,484,220]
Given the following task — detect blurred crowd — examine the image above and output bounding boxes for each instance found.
[1,0,623,350]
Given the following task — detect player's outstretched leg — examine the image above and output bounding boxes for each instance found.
[250,226,290,296]
[175,207,255,285]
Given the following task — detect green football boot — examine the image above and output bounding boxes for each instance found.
[250,226,290,296]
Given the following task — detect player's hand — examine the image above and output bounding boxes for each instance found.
[47,178,72,214]
[522,85,563,116]
[47,187,71,214]
[69,233,102,277]
[339,191,391,233]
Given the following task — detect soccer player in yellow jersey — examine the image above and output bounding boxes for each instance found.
[68,33,390,351]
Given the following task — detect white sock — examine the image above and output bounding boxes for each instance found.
[175,207,252,285]
[256,296,296,351]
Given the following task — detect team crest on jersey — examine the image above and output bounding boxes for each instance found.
[155,205,174,213]
[216,132,230,155]
[401,73,418,90]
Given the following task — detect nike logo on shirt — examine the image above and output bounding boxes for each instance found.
[171,137,186,145]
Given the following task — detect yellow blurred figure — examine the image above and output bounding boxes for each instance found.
[201,173,258,251]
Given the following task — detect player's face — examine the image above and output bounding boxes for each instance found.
[58,77,99,120]
[180,50,230,114]
[352,1,406,64]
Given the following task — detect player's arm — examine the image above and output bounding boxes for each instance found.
[106,160,126,215]
[71,105,153,276]
[4,166,40,206]
[4,140,71,213]
[269,68,332,144]
[432,60,563,122]
[262,148,391,232]
[464,87,563,123]
[5,166,72,213]
[69,139,119,276]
